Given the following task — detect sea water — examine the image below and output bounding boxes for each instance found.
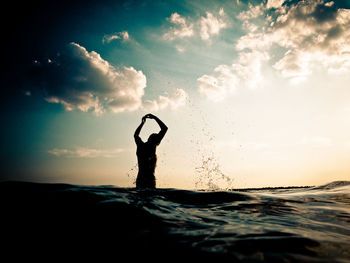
[1,181,349,262]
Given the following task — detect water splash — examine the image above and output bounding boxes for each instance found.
[127,163,138,185]
[195,152,234,191]
[187,98,234,190]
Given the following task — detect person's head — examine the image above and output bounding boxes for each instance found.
[147,133,159,145]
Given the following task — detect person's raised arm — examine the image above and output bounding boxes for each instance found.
[134,116,146,144]
[145,114,168,140]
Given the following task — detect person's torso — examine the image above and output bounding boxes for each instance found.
[137,142,157,173]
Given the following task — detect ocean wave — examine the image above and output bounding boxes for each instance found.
[312,180,350,190]
[1,181,349,262]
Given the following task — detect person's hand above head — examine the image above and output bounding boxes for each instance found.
[145,113,156,119]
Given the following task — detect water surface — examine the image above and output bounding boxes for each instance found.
[1,181,349,262]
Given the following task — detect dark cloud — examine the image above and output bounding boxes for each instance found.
[3,0,103,108]
[312,1,338,23]
[285,0,338,24]
[24,42,188,114]
[27,42,147,114]
[325,24,343,40]
[2,0,188,114]
[3,0,130,92]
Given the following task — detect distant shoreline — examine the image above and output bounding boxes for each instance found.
[229,186,314,192]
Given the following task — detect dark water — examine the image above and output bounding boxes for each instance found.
[1,181,350,262]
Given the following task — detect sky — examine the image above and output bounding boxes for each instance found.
[2,0,350,189]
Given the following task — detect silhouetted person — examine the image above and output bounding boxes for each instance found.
[134,114,168,188]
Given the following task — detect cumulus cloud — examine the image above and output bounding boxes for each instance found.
[198,51,269,101]
[164,9,227,42]
[235,0,350,81]
[237,3,265,20]
[198,68,237,102]
[273,50,312,83]
[163,13,194,40]
[29,42,187,114]
[266,0,285,9]
[29,42,145,114]
[272,0,350,76]
[235,31,273,52]
[48,147,124,158]
[200,9,227,40]
[102,31,129,43]
[269,0,349,53]
[143,88,188,111]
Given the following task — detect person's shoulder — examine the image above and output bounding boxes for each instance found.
[135,136,144,145]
